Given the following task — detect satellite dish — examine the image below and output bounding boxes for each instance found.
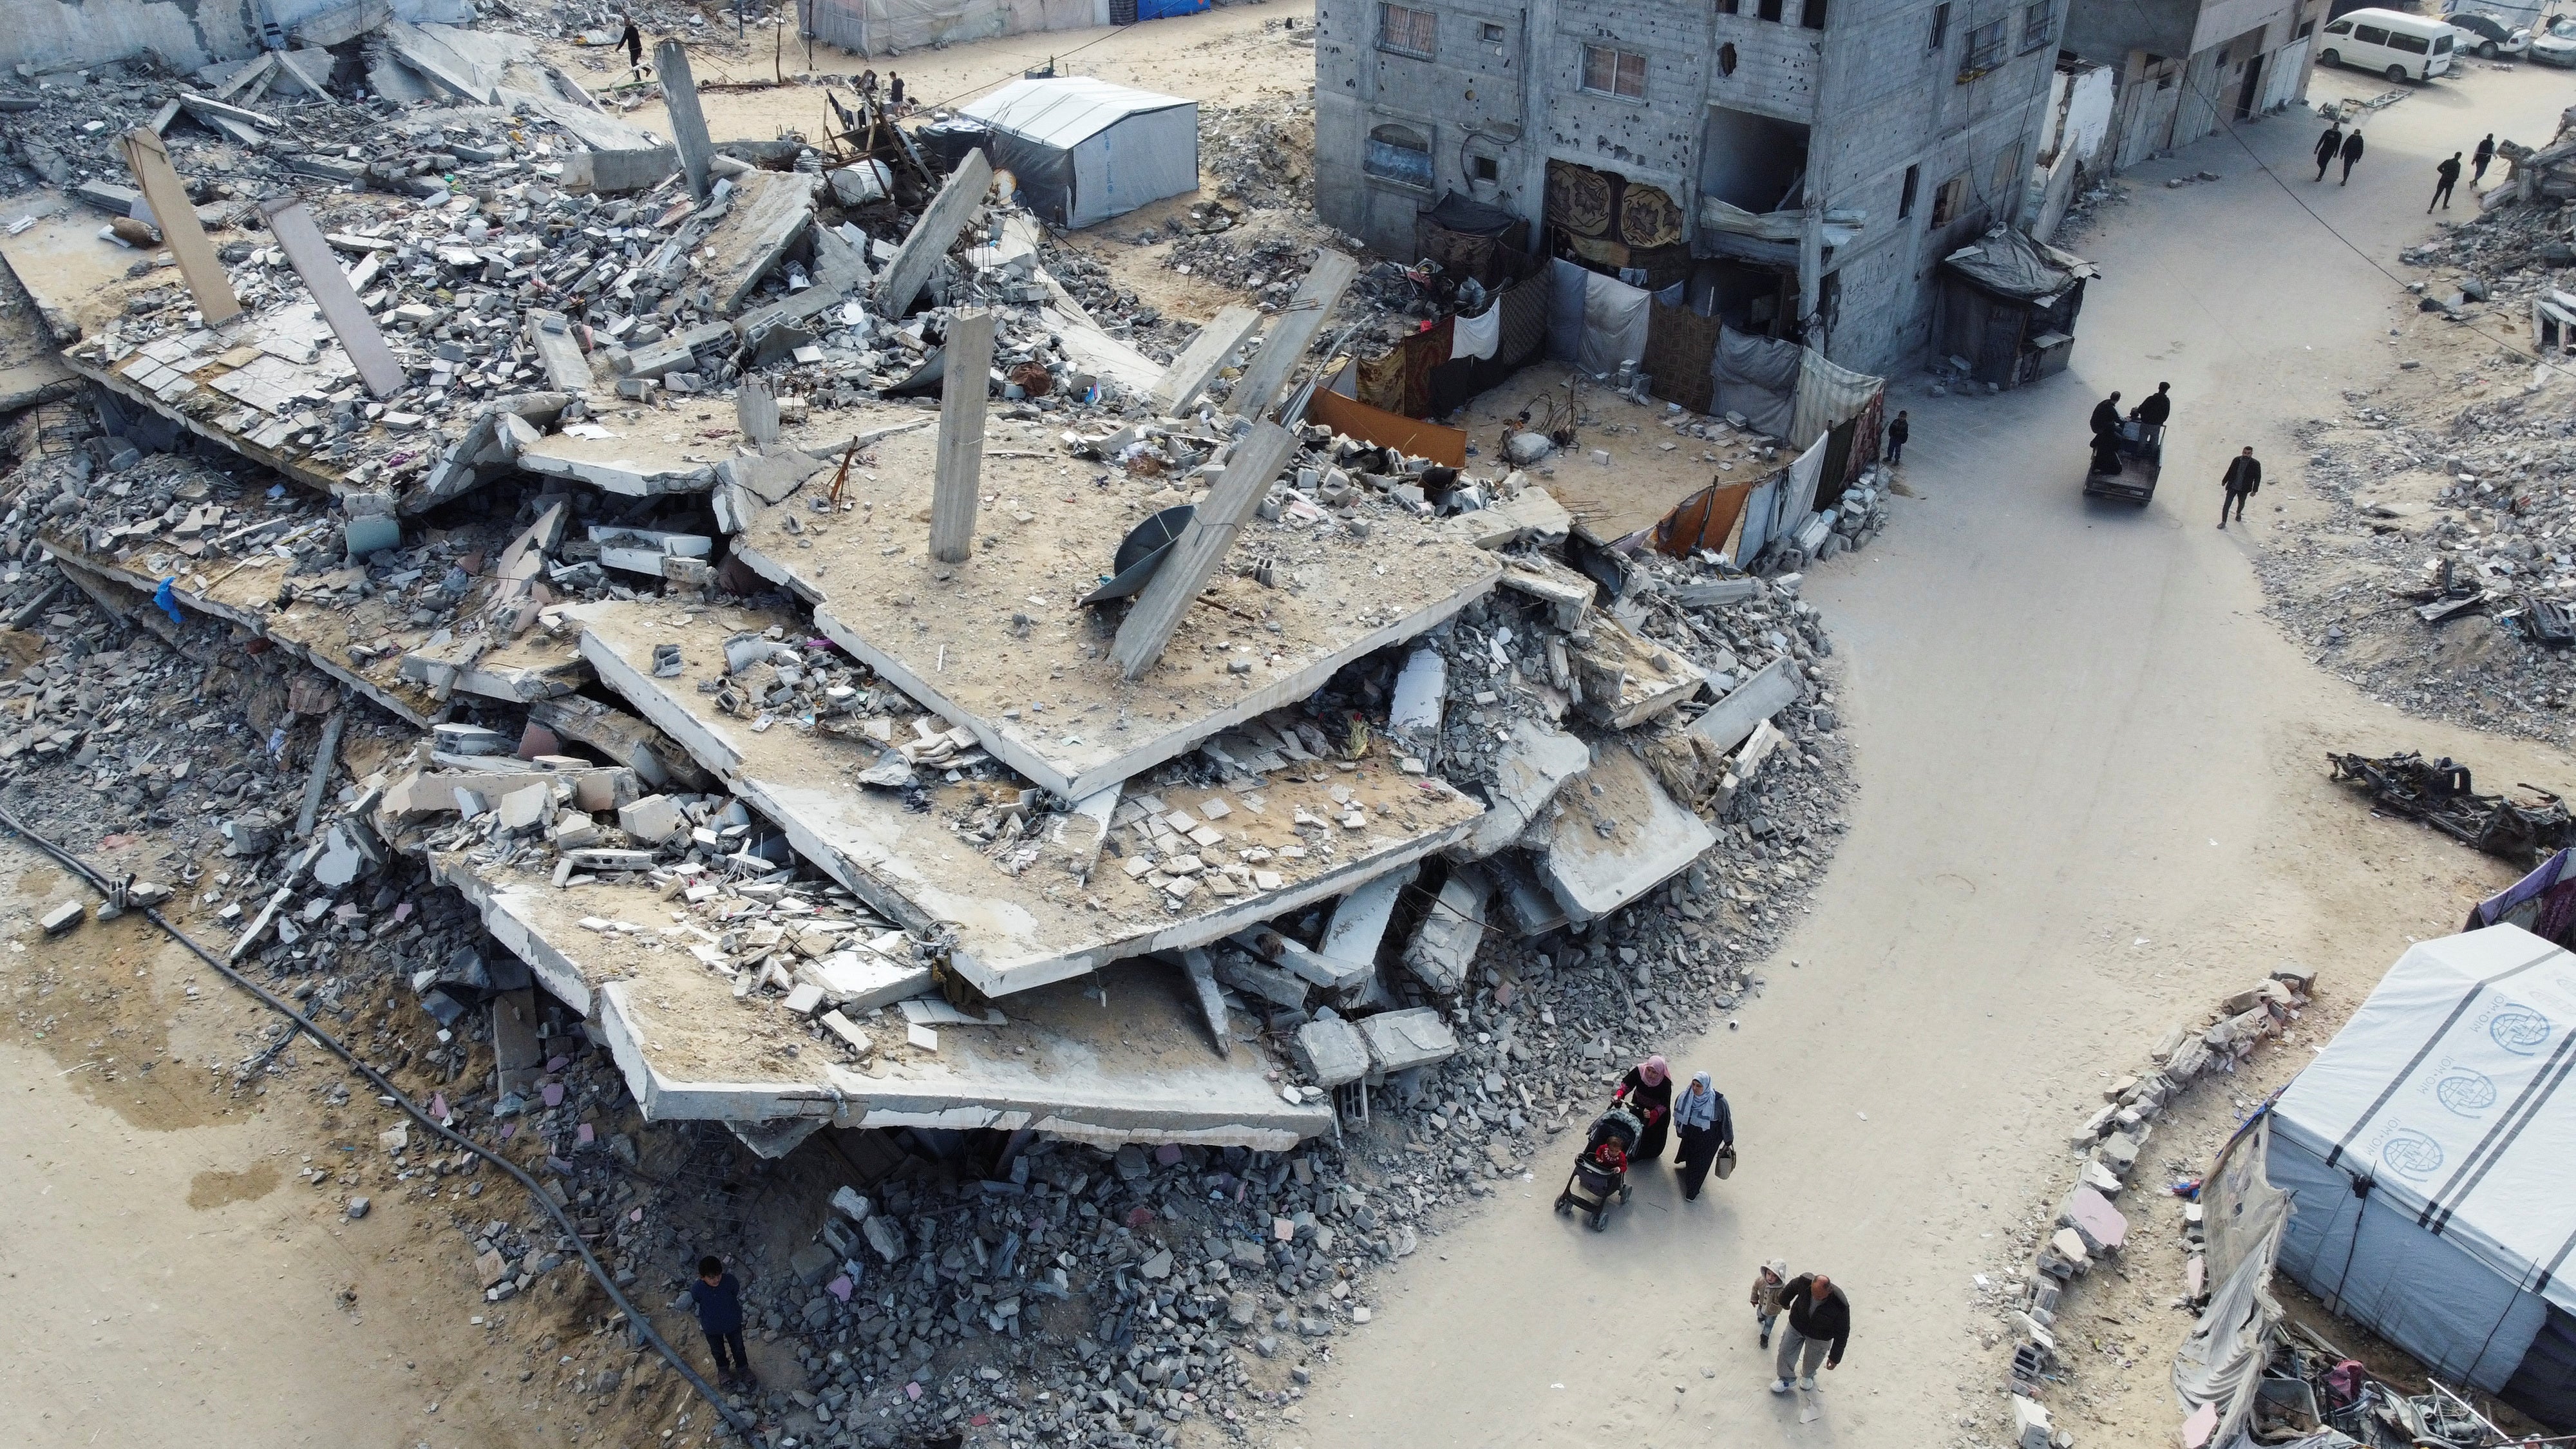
[1079,504,1195,605]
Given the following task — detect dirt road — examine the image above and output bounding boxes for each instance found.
[1287,63,2576,1449]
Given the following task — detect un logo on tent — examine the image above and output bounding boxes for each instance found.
[2380,1129,2445,1180]
[2435,1070,2497,1116]
[2489,1009,2552,1055]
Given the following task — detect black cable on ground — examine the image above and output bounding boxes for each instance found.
[0,801,767,1448]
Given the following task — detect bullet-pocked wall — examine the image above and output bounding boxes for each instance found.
[1316,0,2069,380]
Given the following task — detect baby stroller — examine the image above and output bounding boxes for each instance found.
[1553,1104,1641,1231]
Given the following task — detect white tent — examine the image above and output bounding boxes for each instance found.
[959,77,1198,229]
[2269,925,2576,1430]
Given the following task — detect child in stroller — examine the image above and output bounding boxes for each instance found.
[1553,1103,1642,1231]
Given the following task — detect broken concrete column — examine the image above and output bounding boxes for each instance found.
[1153,304,1262,413]
[120,128,240,327]
[1180,947,1230,1058]
[1111,421,1297,680]
[874,148,991,319]
[1226,250,1358,421]
[928,309,996,565]
[257,195,403,397]
[654,40,714,203]
[524,308,593,394]
[1403,866,1489,994]
[492,987,542,1097]
[736,375,781,451]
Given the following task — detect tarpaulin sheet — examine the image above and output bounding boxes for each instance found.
[1547,258,1589,363]
[1792,346,1884,452]
[1735,473,1779,565]
[1713,327,1798,440]
[1776,434,1828,538]
[1497,277,1548,366]
[2175,1115,2289,1449]
[1941,227,2100,303]
[1135,0,1205,15]
[2269,925,2576,1395]
[1577,270,1653,377]
[961,77,1196,228]
[1307,390,1466,467]
[2469,848,2576,947]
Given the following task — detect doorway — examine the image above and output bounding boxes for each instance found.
[2234,52,2264,118]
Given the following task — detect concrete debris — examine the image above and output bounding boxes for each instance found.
[0,27,1902,1437]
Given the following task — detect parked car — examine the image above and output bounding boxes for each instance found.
[2320,7,2460,78]
[2531,14,2576,62]
[2447,10,2532,55]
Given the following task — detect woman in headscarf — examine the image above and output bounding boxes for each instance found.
[1612,1055,1673,1162]
[1671,1072,1735,1201]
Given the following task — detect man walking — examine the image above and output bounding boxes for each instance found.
[2314,122,2343,182]
[618,13,647,80]
[1767,1271,1851,1394]
[688,1255,755,1391]
[2340,128,2365,185]
[1885,410,1909,466]
[2473,133,2497,184]
[2431,152,2462,211]
[2219,446,2260,528]
[2133,381,2172,430]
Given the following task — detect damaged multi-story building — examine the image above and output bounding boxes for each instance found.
[1312,0,2072,372]
[2060,0,2319,171]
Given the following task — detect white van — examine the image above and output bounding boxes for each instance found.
[2319,8,2458,79]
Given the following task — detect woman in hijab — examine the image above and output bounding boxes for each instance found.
[1613,1055,1673,1162]
[1671,1072,1735,1200]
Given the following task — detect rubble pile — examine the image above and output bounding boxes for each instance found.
[1,21,1889,1446]
[2252,122,2576,746]
[1978,967,2319,1432]
[1198,95,1316,215]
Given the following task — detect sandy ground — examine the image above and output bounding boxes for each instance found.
[7,21,2573,1449]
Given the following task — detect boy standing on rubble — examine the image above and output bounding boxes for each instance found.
[688,1255,755,1392]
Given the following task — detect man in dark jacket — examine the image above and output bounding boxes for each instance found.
[2315,123,2344,182]
[2219,446,2260,527]
[2431,152,2463,211]
[1768,1272,1850,1393]
[619,14,646,80]
[1885,410,1909,466]
[2133,382,2172,430]
[2088,392,2125,475]
[2340,129,2365,185]
[688,1256,754,1390]
[2474,133,2497,184]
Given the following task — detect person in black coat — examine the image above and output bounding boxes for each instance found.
[2340,129,2365,185]
[1768,1273,1852,1392]
[1884,410,1909,466]
[1613,1056,1673,1162]
[2132,382,2172,430]
[2219,446,2261,527]
[2431,153,2462,211]
[2315,123,2344,182]
[1670,1071,1735,1200]
[2474,133,2497,184]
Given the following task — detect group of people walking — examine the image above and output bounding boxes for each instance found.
[1609,1056,1736,1199]
[2315,117,2501,213]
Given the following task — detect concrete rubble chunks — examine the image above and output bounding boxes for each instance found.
[2040,1227,2090,1278]
[1454,487,1573,551]
[492,987,542,1095]
[1571,611,1708,730]
[1292,1015,1370,1089]
[1320,867,1411,982]
[2060,1185,2127,1254]
[1227,251,1359,422]
[796,952,931,1012]
[574,602,1481,998]
[875,149,992,319]
[255,196,404,399]
[119,128,240,327]
[616,793,685,842]
[1112,422,1299,680]
[1180,947,1231,1057]
[929,308,996,564]
[1459,723,1589,859]
[1356,1007,1460,1077]
[1211,949,1309,1010]
[1151,304,1262,413]
[1689,658,1803,755]
[1497,557,1596,632]
[524,309,594,394]
[2010,1396,2052,1449]
[703,171,819,315]
[1537,744,1716,922]
[1387,647,1444,735]
[40,900,85,934]
[1403,867,1488,995]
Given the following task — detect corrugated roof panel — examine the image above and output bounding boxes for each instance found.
[959,77,1194,151]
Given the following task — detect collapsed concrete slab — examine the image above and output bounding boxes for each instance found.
[46,508,587,724]
[1571,611,1707,730]
[1533,743,1715,922]
[1457,722,1589,858]
[701,171,819,316]
[1403,865,1489,994]
[426,857,1328,1146]
[726,406,1502,800]
[1689,657,1802,755]
[574,602,1487,998]
[515,428,718,497]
